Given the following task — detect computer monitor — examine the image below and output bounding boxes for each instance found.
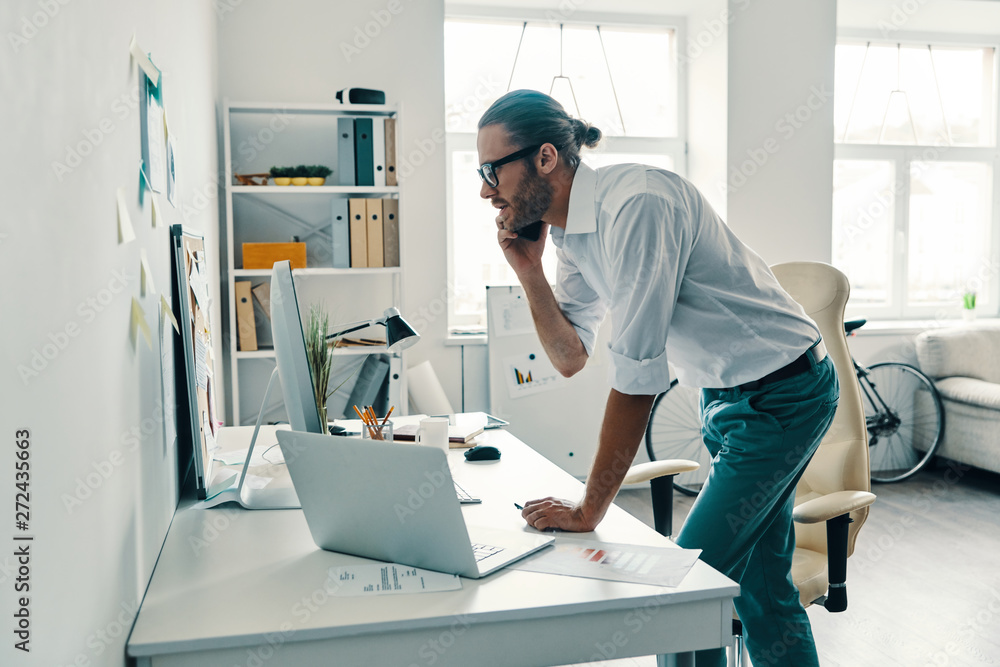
[270,260,324,433]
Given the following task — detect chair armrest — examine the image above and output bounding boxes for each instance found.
[793,491,876,524]
[623,460,700,485]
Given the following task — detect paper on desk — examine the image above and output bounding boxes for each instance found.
[328,564,461,596]
[213,446,277,467]
[510,538,701,588]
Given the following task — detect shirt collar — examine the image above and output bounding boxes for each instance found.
[565,162,598,235]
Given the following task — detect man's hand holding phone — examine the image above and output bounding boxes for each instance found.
[498,220,547,278]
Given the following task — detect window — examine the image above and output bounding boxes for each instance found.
[832,39,999,319]
[444,16,685,332]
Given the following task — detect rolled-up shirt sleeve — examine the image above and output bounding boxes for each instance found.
[605,194,682,395]
[553,246,607,357]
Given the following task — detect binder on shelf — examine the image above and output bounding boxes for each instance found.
[331,198,350,268]
[353,118,374,186]
[235,280,258,351]
[337,117,355,186]
[383,198,400,267]
[372,117,386,187]
[384,118,397,186]
[251,282,271,321]
[346,355,391,417]
[366,198,384,268]
[348,198,368,268]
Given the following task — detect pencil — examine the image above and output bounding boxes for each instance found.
[380,406,395,426]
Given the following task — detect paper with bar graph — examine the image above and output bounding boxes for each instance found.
[511,538,701,587]
[503,350,564,398]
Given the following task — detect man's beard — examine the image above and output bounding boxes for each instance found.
[505,162,553,232]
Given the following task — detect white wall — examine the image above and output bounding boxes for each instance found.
[839,0,1000,35]
[0,1,218,665]
[726,0,837,264]
[217,0,456,416]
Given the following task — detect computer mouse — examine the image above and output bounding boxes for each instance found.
[464,445,501,461]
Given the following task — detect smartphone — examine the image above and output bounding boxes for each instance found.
[517,221,544,242]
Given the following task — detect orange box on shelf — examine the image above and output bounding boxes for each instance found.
[242,242,307,270]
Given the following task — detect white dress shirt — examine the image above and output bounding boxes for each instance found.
[550,163,820,394]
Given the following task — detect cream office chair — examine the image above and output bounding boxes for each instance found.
[632,261,876,666]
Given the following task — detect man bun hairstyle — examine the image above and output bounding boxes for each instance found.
[478,89,602,170]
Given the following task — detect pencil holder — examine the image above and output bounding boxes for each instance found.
[362,421,393,443]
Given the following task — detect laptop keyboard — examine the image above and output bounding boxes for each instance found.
[453,480,481,504]
[471,542,505,561]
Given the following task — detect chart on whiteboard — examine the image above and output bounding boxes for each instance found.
[503,350,565,398]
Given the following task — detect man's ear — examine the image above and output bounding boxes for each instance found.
[537,143,560,175]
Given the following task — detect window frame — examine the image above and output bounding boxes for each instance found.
[834,29,1000,321]
[444,9,688,333]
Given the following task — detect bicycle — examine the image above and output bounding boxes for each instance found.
[644,318,946,495]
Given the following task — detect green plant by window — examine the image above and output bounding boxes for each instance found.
[308,165,333,178]
[963,291,977,310]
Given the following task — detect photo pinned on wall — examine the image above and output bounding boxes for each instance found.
[490,289,535,338]
[166,131,178,207]
[139,63,166,193]
[503,350,564,399]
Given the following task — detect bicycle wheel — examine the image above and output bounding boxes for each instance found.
[644,380,710,495]
[861,362,945,483]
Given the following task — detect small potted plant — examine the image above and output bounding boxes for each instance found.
[291,164,310,186]
[962,290,977,322]
[307,165,333,186]
[269,166,293,186]
[304,304,357,425]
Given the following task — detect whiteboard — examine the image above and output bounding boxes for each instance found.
[487,285,615,478]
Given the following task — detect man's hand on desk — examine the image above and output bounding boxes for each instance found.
[520,497,600,532]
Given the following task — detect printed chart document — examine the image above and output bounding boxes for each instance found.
[329,564,462,596]
[511,538,702,587]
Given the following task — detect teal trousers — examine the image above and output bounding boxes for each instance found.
[675,355,838,667]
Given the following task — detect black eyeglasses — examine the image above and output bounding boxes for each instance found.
[477,144,542,188]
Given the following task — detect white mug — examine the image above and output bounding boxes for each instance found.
[415,417,449,453]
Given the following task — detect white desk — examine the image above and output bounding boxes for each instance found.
[127,430,737,666]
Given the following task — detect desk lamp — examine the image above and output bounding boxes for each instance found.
[325,307,420,352]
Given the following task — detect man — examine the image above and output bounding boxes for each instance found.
[476,90,839,667]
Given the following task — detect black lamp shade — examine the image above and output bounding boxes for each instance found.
[384,310,420,352]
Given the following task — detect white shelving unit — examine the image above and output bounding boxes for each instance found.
[222,99,405,425]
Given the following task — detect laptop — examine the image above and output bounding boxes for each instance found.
[276,430,554,578]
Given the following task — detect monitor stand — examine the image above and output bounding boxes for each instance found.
[197,368,301,510]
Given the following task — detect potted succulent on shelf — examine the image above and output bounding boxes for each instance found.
[269,166,293,186]
[962,290,977,322]
[307,165,333,186]
[291,164,310,186]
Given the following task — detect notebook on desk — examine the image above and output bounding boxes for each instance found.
[276,431,553,578]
